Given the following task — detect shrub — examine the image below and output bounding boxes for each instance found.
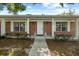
[1,36,5,38]
[54,35,70,41]
[5,32,28,39]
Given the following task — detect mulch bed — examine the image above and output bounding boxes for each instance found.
[46,40,79,56]
[0,38,34,48]
[0,38,34,56]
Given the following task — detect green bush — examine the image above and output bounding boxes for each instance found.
[54,35,70,41]
[0,36,6,39]
[5,32,28,39]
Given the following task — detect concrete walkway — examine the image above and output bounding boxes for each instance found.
[29,36,51,56]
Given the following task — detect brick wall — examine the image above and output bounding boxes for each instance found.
[6,22,11,33]
[44,22,52,35]
[29,22,37,35]
[70,22,75,35]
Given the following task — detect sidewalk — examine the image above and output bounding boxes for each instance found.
[29,36,51,56]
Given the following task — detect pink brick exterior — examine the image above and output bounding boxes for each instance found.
[6,22,11,33]
[29,22,37,35]
[44,22,52,35]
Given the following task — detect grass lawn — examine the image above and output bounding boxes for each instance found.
[46,40,79,56]
[0,38,34,56]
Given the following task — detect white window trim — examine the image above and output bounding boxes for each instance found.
[10,18,29,33]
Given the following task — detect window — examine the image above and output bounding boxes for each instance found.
[56,22,67,32]
[14,22,25,32]
[14,22,19,32]
[20,22,25,32]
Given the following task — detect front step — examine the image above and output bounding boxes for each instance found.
[35,36,45,40]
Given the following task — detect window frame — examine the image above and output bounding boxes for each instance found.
[56,22,68,32]
[14,22,25,32]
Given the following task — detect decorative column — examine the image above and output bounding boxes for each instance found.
[67,21,70,32]
[52,18,55,39]
[11,20,14,32]
[1,18,5,36]
[74,18,78,40]
[27,18,29,34]
[25,20,27,32]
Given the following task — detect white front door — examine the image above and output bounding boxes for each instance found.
[37,21,43,35]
